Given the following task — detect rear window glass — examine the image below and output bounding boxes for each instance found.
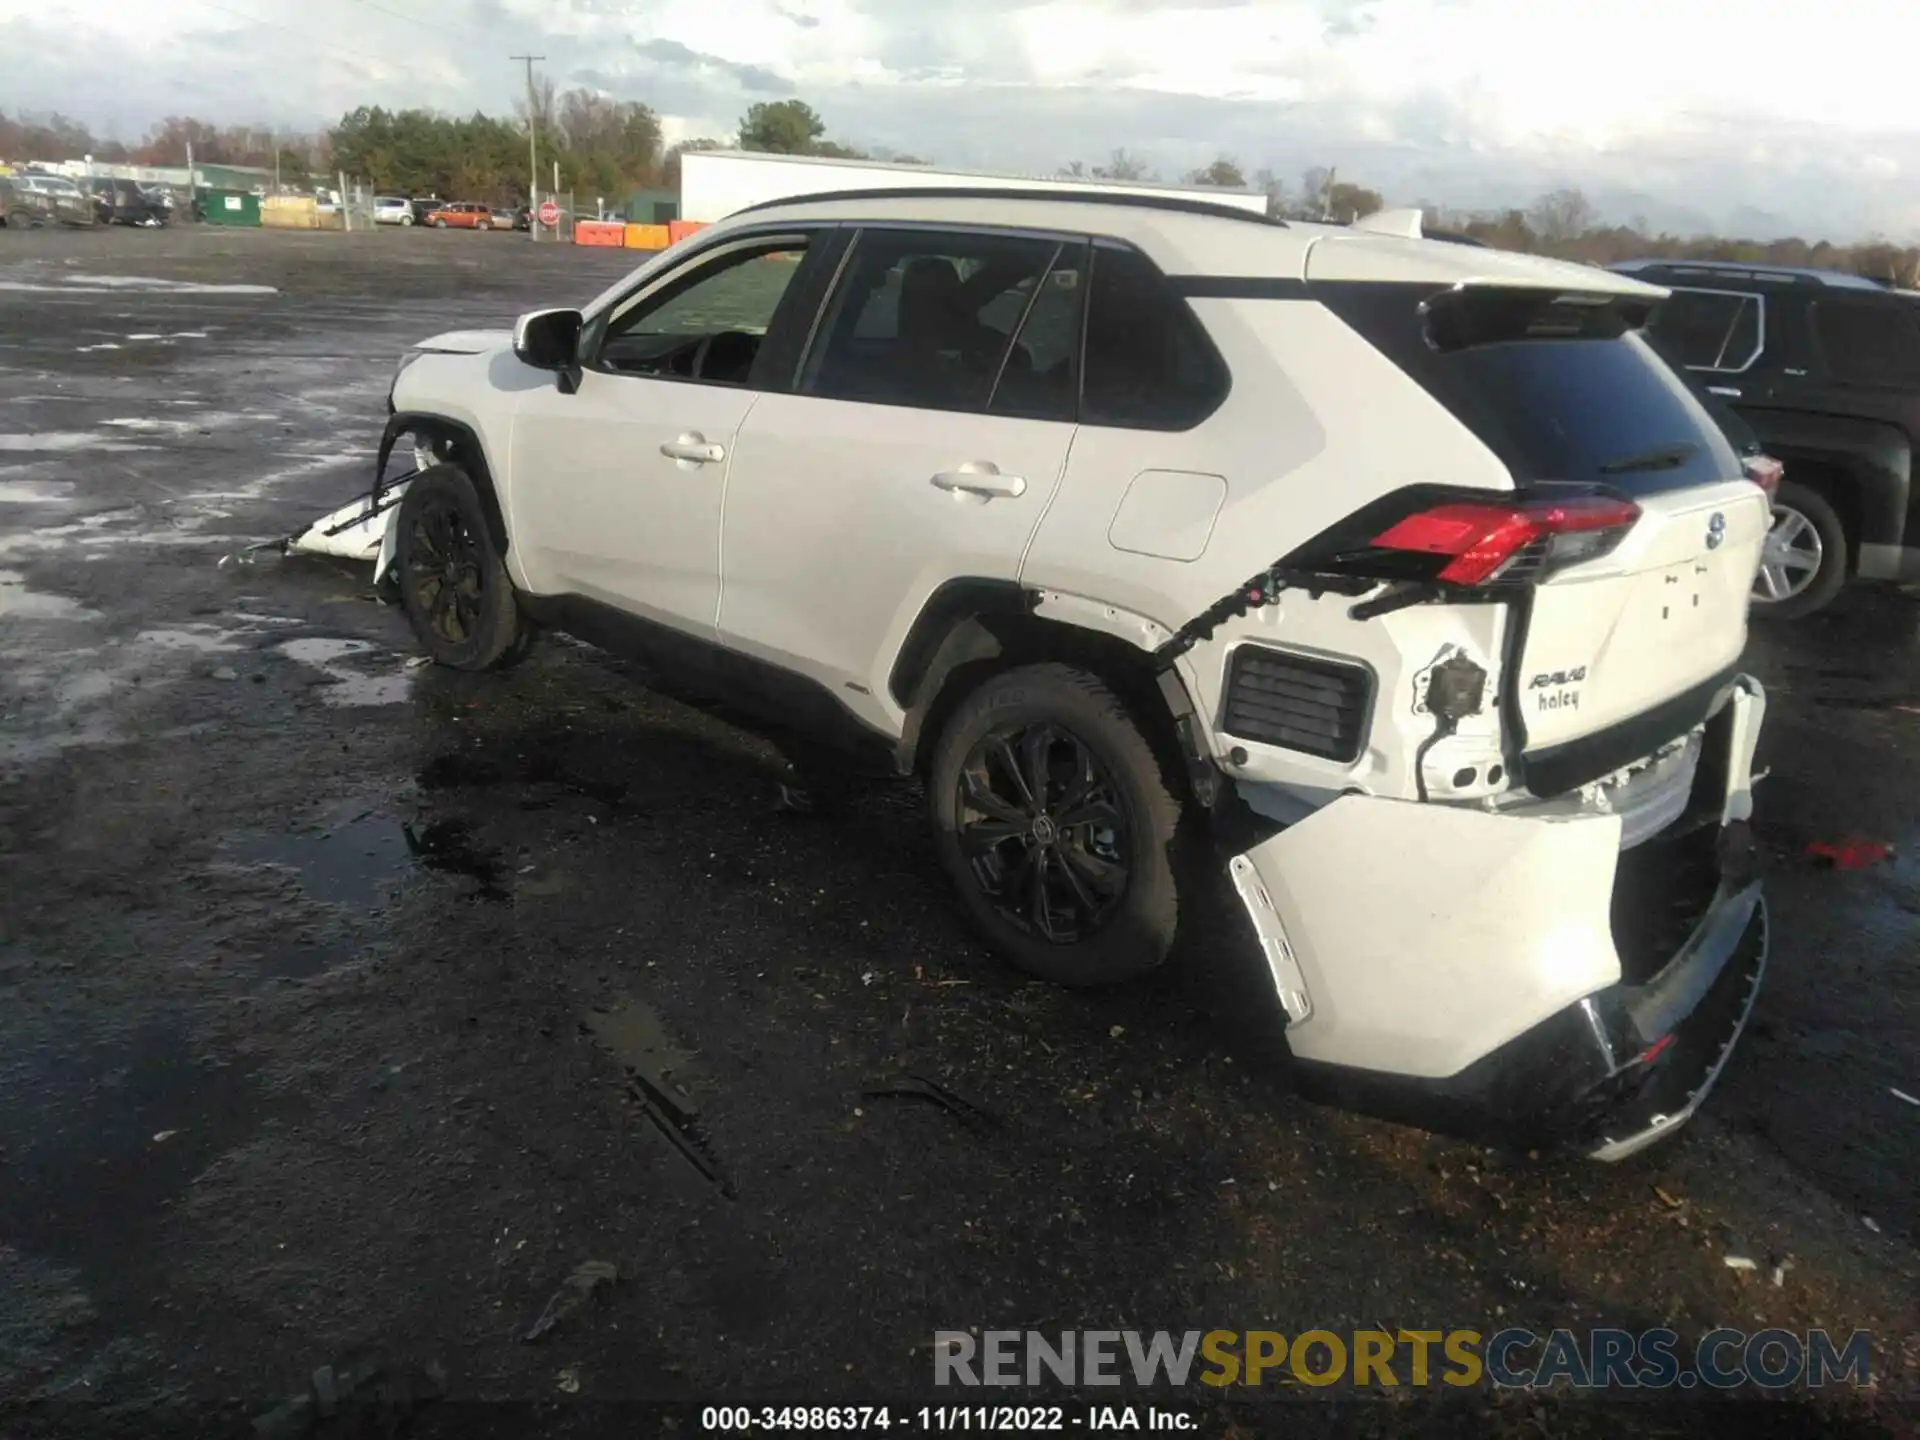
[1082,245,1229,431]
[1318,284,1742,493]
[1646,288,1763,371]
[1812,299,1920,387]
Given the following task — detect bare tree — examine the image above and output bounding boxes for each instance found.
[1528,187,1596,247]
[1254,166,1285,218]
[517,74,557,141]
[1094,148,1152,181]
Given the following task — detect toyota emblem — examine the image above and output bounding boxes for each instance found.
[1706,512,1726,550]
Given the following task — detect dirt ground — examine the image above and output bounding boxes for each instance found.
[1,225,1916,1439]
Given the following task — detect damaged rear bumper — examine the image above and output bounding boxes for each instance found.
[1229,676,1768,1159]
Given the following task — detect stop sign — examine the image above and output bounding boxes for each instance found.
[538,199,560,228]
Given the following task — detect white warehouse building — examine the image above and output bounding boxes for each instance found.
[676,149,1270,225]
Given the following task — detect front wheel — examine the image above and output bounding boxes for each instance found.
[431,217,446,228]
[394,465,533,670]
[928,663,1183,987]
[400,214,414,227]
[1752,480,1848,620]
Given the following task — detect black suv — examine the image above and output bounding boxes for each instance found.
[1614,259,1920,618]
[84,177,166,227]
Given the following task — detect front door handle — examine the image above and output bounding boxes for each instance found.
[661,434,725,464]
[931,464,1026,499]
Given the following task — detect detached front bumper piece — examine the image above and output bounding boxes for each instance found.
[1229,676,1768,1158]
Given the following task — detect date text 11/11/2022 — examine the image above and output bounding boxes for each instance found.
[701,1405,1197,1432]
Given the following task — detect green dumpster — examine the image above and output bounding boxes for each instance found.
[199,189,261,227]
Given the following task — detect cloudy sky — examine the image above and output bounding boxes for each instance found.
[5,0,1919,240]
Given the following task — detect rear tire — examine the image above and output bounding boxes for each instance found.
[394,465,532,671]
[477,219,491,231]
[928,663,1182,987]
[1752,480,1847,620]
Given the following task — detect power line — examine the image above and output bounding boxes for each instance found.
[346,0,453,34]
[189,0,386,73]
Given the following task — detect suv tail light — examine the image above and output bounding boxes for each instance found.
[1743,453,1783,501]
[1285,488,1642,591]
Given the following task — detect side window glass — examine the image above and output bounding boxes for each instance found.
[1813,300,1920,387]
[803,228,1066,414]
[596,239,810,386]
[988,247,1087,423]
[1648,288,1762,371]
[1081,244,1229,430]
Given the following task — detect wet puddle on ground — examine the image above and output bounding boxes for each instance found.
[275,637,414,707]
[0,570,99,622]
[0,1012,261,1299]
[221,803,509,977]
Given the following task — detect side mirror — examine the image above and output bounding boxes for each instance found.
[513,308,584,392]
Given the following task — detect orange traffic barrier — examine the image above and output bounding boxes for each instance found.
[574,221,626,248]
[666,219,708,246]
[625,222,671,251]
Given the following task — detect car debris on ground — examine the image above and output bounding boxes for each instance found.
[522,1259,619,1344]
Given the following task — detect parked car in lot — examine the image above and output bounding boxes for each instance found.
[84,176,166,226]
[423,201,497,230]
[2,172,97,227]
[1615,259,1920,618]
[373,189,1774,1160]
[489,206,518,230]
[374,195,416,226]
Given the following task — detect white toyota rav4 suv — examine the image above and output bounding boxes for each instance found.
[370,188,1773,1160]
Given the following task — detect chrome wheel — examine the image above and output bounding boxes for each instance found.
[954,723,1130,944]
[1754,503,1823,604]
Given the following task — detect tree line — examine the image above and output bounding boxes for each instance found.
[5,103,1916,283]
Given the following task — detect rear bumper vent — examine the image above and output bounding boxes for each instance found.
[1222,647,1373,763]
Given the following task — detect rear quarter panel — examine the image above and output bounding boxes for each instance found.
[1021,295,1517,794]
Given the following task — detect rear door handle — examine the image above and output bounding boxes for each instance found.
[661,434,725,464]
[931,465,1026,499]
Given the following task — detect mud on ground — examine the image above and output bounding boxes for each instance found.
[1,225,1916,1437]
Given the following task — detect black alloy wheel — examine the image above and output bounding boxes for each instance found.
[954,721,1132,944]
[405,496,485,647]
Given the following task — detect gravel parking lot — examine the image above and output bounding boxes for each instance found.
[1,225,1916,1437]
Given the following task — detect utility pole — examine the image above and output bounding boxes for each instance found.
[512,53,545,241]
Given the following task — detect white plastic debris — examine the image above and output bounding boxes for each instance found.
[287,480,409,568]
[1772,1259,1793,1288]
[1722,1255,1757,1271]
[1864,1217,1882,1234]
[1891,1088,1919,1107]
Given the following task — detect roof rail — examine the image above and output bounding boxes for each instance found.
[1611,258,1887,292]
[731,185,1288,228]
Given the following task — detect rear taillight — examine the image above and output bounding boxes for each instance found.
[1287,490,1643,590]
[1372,496,1641,586]
[1743,453,1783,501]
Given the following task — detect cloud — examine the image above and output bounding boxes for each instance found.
[630,37,791,94]
[0,0,1914,240]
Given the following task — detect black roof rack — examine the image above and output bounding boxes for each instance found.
[732,185,1288,228]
